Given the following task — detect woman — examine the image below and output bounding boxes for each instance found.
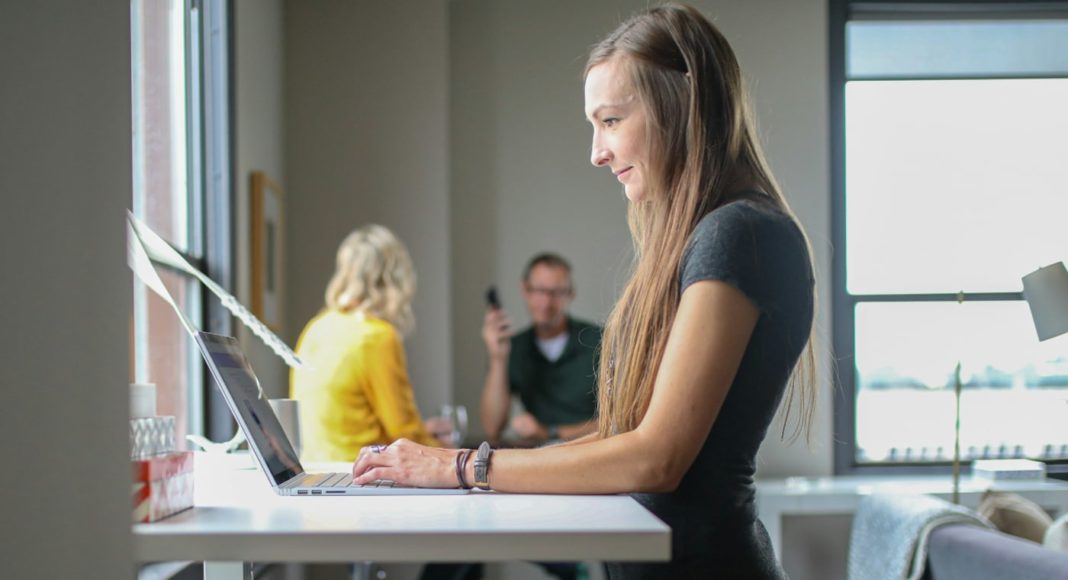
[352,4,816,577]
[290,224,443,462]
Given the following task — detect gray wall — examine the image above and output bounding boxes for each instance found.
[0,1,839,578]
[0,1,133,577]
[285,0,453,414]
[283,1,833,473]
[282,1,838,578]
[447,0,834,477]
[236,0,290,399]
[448,0,637,434]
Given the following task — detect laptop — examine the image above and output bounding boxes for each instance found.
[193,330,467,496]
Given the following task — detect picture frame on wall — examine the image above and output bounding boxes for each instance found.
[250,171,284,331]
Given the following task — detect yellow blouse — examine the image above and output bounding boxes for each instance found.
[289,309,440,462]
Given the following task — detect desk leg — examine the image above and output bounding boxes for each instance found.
[350,561,374,580]
[204,561,248,580]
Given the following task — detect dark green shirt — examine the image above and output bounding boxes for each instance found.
[507,317,602,427]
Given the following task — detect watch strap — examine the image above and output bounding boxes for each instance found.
[473,441,493,490]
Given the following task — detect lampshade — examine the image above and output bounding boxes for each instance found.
[1022,262,1068,341]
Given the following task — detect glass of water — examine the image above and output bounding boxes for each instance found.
[436,404,468,448]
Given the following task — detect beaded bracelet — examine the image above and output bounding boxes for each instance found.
[455,448,472,489]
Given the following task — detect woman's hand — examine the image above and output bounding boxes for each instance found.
[351,438,460,488]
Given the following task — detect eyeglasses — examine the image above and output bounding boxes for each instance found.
[526,286,572,299]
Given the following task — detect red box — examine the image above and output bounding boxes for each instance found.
[132,451,194,483]
[132,451,195,523]
[132,472,194,523]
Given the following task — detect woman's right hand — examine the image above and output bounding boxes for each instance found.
[352,439,458,488]
[482,308,512,360]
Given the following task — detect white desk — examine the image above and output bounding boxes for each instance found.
[756,475,1068,561]
[134,454,670,579]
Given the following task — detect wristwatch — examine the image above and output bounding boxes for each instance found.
[546,425,561,440]
[473,441,493,490]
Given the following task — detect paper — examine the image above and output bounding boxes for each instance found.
[126,211,302,369]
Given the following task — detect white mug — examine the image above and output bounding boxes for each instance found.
[269,398,302,457]
[129,382,157,418]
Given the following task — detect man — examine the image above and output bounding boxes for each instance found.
[480,253,601,443]
[423,254,600,579]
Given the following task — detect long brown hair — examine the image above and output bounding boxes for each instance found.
[589,3,817,442]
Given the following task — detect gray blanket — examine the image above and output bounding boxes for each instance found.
[847,493,993,580]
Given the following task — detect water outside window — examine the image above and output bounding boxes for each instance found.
[846,78,1068,464]
[854,301,1068,462]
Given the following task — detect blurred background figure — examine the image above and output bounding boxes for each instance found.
[290,224,445,462]
[480,252,602,444]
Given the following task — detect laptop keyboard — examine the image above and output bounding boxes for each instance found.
[291,472,397,490]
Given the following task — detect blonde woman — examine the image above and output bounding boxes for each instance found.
[353,5,816,578]
[290,225,443,462]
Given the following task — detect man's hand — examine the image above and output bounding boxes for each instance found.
[482,308,513,360]
[424,416,456,447]
[510,412,546,440]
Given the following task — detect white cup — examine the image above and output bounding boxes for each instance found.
[268,398,302,457]
[129,382,157,418]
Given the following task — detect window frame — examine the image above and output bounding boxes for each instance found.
[829,0,1068,476]
[193,0,237,441]
[131,0,234,442]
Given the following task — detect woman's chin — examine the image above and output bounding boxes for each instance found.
[623,188,646,203]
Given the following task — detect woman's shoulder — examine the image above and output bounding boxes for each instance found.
[680,195,812,302]
[687,197,802,261]
[302,310,400,347]
[359,315,401,342]
[693,196,798,239]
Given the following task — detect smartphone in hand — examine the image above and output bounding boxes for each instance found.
[486,286,501,309]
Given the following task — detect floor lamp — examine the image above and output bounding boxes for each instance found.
[1022,262,1068,477]
[1022,262,1068,343]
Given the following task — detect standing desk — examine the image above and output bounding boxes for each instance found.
[133,453,671,579]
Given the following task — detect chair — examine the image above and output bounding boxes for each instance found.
[846,494,990,580]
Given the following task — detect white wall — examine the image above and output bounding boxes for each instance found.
[284,0,453,415]
[0,2,133,577]
[235,0,290,398]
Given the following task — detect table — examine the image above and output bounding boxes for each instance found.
[134,453,670,579]
[756,474,1068,561]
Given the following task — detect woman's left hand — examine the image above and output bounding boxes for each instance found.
[351,438,459,488]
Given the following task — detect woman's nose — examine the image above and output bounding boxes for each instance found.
[591,143,610,167]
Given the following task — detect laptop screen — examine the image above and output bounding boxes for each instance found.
[195,332,303,486]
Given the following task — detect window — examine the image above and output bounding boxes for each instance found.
[831,2,1068,474]
[131,0,232,442]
